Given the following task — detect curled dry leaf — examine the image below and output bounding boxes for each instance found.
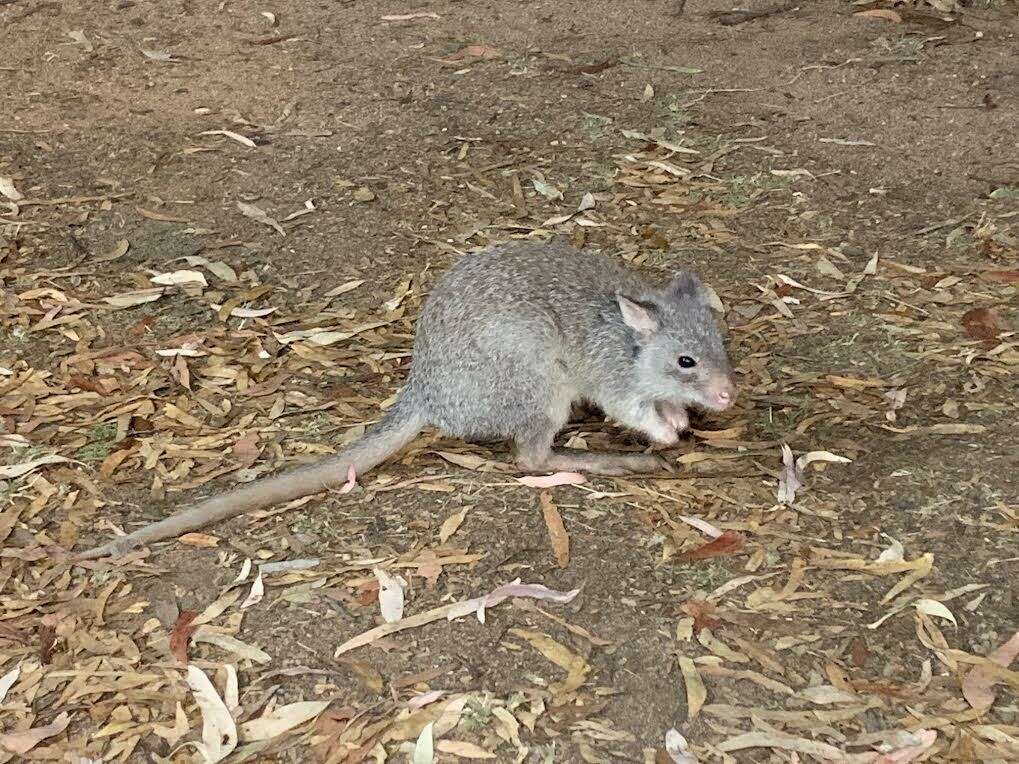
[241,568,265,609]
[169,609,199,664]
[373,566,407,623]
[0,176,23,201]
[664,728,699,764]
[777,443,802,505]
[201,129,257,148]
[186,665,238,763]
[915,599,957,626]
[337,464,357,494]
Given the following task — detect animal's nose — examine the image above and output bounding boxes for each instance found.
[711,378,736,409]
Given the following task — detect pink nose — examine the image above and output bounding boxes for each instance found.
[711,380,736,409]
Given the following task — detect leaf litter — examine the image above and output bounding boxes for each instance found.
[0,27,1016,763]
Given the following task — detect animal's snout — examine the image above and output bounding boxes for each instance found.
[708,376,736,410]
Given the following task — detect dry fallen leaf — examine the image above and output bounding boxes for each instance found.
[678,657,706,719]
[239,700,330,741]
[517,471,586,488]
[438,506,469,543]
[337,464,357,494]
[381,11,440,21]
[241,568,265,609]
[961,630,1019,711]
[179,532,220,548]
[187,665,238,763]
[777,443,802,504]
[236,200,285,235]
[854,8,903,22]
[169,609,198,664]
[374,566,407,623]
[436,739,496,759]
[0,176,23,201]
[201,129,257,148]
[150,269,208,287]
[412,721,435,764]
[677,530,744,562]
[539,492,570,568]
[980,269,1019,283]
[509,628,590,695]
[0,712,70,754]
[961,307,1003,340]
[192,629,272,664]
[0,664,21,703]
[334,580,580,656]
[915,599,957,626]
[0,454,72,479]
[664,728,699,764]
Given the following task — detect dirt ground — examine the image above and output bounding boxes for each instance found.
[1,0,1017,761]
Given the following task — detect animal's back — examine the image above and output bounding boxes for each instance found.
[406,241,648,439]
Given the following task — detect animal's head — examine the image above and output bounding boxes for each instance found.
[616,271,736,412]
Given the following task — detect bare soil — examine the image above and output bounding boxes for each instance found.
[1,1,1017,762]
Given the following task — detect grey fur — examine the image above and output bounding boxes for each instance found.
[77,241,735,559]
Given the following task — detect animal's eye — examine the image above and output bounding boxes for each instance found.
[678,356,697,369]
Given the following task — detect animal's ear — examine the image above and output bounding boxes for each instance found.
[617,294,659,335]
[664,271,705,303]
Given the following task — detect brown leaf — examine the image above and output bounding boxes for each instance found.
[169,610,198,664]
[961,630,1019,711]
[961,307,1003,340]
[980,269,1019,283]
[849,636,870,668]
[854,8,902,22]
[38,613,59,664]
[681,598,722,633]
[448,44,501,61]
[231,433,261,466]
[356,580,380,606]
[540,492,570,568]
[678,530,745,562]
[178,532,220,548]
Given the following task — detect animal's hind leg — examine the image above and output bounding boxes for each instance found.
[513,418,669,477]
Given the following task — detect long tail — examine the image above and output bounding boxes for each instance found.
[76,400,425,560]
